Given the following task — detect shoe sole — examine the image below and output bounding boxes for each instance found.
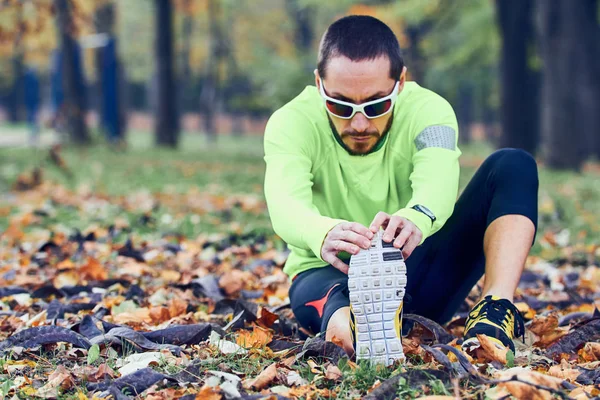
[348,229,407,366]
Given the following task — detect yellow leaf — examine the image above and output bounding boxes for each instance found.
[236,325,273,349]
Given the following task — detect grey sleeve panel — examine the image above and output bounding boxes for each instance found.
[414,126,456,151]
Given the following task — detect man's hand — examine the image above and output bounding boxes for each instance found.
[369,212,422,259]
[321,222,374,274]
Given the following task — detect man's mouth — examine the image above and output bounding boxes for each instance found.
[350,136,372,142]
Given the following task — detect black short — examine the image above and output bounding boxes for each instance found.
[289,149,539,335]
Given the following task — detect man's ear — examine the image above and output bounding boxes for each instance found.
[398,66,408,92]
[314,69,320,88]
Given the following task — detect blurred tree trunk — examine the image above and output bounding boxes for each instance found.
[54,0,90,144]
[200,0,224,139]
[8,3,24,123]
[457,82,473,144]
[179,0,193,115]
[8,56,24,123]
[496,0,538,154]
[95,2,125,144]
[536,0,600,170]
[180,4,193,83]
[222,4,245,136]
[404,26,427,83]
[154,0,179,147]
[285,0,313,55]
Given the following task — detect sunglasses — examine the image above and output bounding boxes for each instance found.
[319,80,399,119]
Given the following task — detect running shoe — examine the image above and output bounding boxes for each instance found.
[462,295,525,352]
[347,229,407,366]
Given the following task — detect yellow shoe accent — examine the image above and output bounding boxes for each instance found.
[462,295,524,352]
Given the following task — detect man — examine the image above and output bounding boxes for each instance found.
[263,15,538,365]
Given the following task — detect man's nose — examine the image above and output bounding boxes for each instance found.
[350,112,370,133]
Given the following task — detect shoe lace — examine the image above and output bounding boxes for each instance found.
[479,298,525,343]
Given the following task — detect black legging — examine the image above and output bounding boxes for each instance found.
[289,148,539,333]
[403,147,539,323]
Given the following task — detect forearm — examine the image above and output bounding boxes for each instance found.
[393,146,460,242]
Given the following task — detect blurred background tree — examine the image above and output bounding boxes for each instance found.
[0,0,598,169]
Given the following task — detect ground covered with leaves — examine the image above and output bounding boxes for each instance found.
[1,133,600,399]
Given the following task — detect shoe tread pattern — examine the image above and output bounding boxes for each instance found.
[348,230,407,366]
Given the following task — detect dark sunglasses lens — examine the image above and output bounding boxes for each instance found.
[326,101,353,118]
[364,99,392,117]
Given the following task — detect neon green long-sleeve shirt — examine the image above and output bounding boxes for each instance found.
[263,82,461,279]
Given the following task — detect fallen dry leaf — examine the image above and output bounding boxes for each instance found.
[324,364,342,381]
[36,365,75,398]
[168,297,188,318]
[236,325,273,349]
[219,269,252,296]
[547,359,581,381]
[243,361,278,390]
[582,342,600,361]
[196,384,222,400]
[257,307,279,328]
[53,270,80,288]
[112,307,151,324]
[79,257,107,281]
[529,314,560,336]
[402,337,424,356]
[528,314,569,346]
[475,333,508,364]
[495,367,564,400]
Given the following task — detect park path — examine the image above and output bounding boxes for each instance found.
[0,130,60,148]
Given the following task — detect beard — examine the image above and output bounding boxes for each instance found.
[328,113,394,156]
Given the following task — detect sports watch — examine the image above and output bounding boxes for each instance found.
[411,204,436,224]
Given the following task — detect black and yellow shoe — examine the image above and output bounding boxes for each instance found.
[347,229,406,366]
[462,295,525,352]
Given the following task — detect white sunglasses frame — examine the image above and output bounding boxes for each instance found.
[318,80,400,120]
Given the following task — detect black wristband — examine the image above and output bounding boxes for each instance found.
[411,204,436,224]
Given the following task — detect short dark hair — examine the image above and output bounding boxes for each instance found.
[317,15,404,80]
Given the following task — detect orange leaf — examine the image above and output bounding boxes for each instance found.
[257,307,279,328]
[57,259,75,270]
[160,269,181,282]
[168,297,188,318]
[547,359,581,381]
[402,337,423,356]
[243,361,278,391]
[195,385,222,400]
[474,334,508,364]
[583,342,600,361]
[112,308,151,324]
[495,367,563,400]
[92,363,117,382]
[236,325,273,349]
[325,364,342,381]
[219,269,248,296]
[53,270,80,288]
[149,307,171,324]
[529,314,559,336]
[79,257,107,281]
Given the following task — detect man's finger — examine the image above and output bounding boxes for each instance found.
[332,240,360,255]
[369,212,389,233]
[393,225,413,249]
[347,222,374,240]
[383,217,402,242]
[329,256,349,274]
[337,230,371,249]
[402,232,422,259]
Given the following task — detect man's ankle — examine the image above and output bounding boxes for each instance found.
[478,291,514,304]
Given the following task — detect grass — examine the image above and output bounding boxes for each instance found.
[2,126,599,258]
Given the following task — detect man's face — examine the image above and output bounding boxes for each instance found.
[316,56,406,155]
